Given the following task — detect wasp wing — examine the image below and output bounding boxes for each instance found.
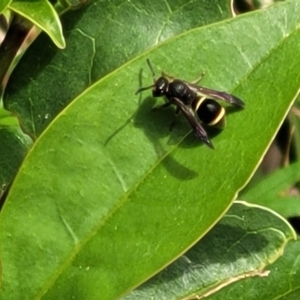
[187,82,245,108]
[170,97,214,149]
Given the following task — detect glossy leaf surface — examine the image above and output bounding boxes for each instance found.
[0,1,300,300]
[124,201,296,299]
[209,238,300,300]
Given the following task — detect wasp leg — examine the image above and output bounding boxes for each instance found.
[175,105,180,115]
[161,71,175,80]
[191,72,206,84]
[169,106,181,131]
[152,102,172,111]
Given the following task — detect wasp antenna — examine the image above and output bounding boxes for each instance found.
[135,84,155,95]
[146,59,156,83]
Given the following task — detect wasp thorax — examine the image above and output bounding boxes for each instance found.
[153,77,169,97]
[168,80,195,104]
[197,99,225,128]
[168,80,186,97]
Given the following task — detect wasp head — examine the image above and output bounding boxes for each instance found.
[152,77,169,97]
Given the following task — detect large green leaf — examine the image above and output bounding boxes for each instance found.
[4,0,234,138]
[0,0,235,203]
[0,1,300,299]
[124,201,296,299]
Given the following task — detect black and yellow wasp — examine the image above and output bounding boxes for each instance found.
[135,59,245,149]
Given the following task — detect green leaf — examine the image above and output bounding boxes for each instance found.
[0,0,300,299]
[0,107,19,127]
[124,201,296,300]
[207,238,300,299]
[289,100,300,159]
[0,107,32,194]
[0,0,11,14]
[8,0,65,49]
[241,161,300,218]
[0,128,31,196]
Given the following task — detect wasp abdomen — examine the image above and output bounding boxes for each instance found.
[197,99,225,128]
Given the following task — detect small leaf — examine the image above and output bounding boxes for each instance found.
[8,0,65,49]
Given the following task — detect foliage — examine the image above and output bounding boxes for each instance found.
[0,0,300,299]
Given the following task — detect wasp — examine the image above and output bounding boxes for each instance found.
[135,59,245,149]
